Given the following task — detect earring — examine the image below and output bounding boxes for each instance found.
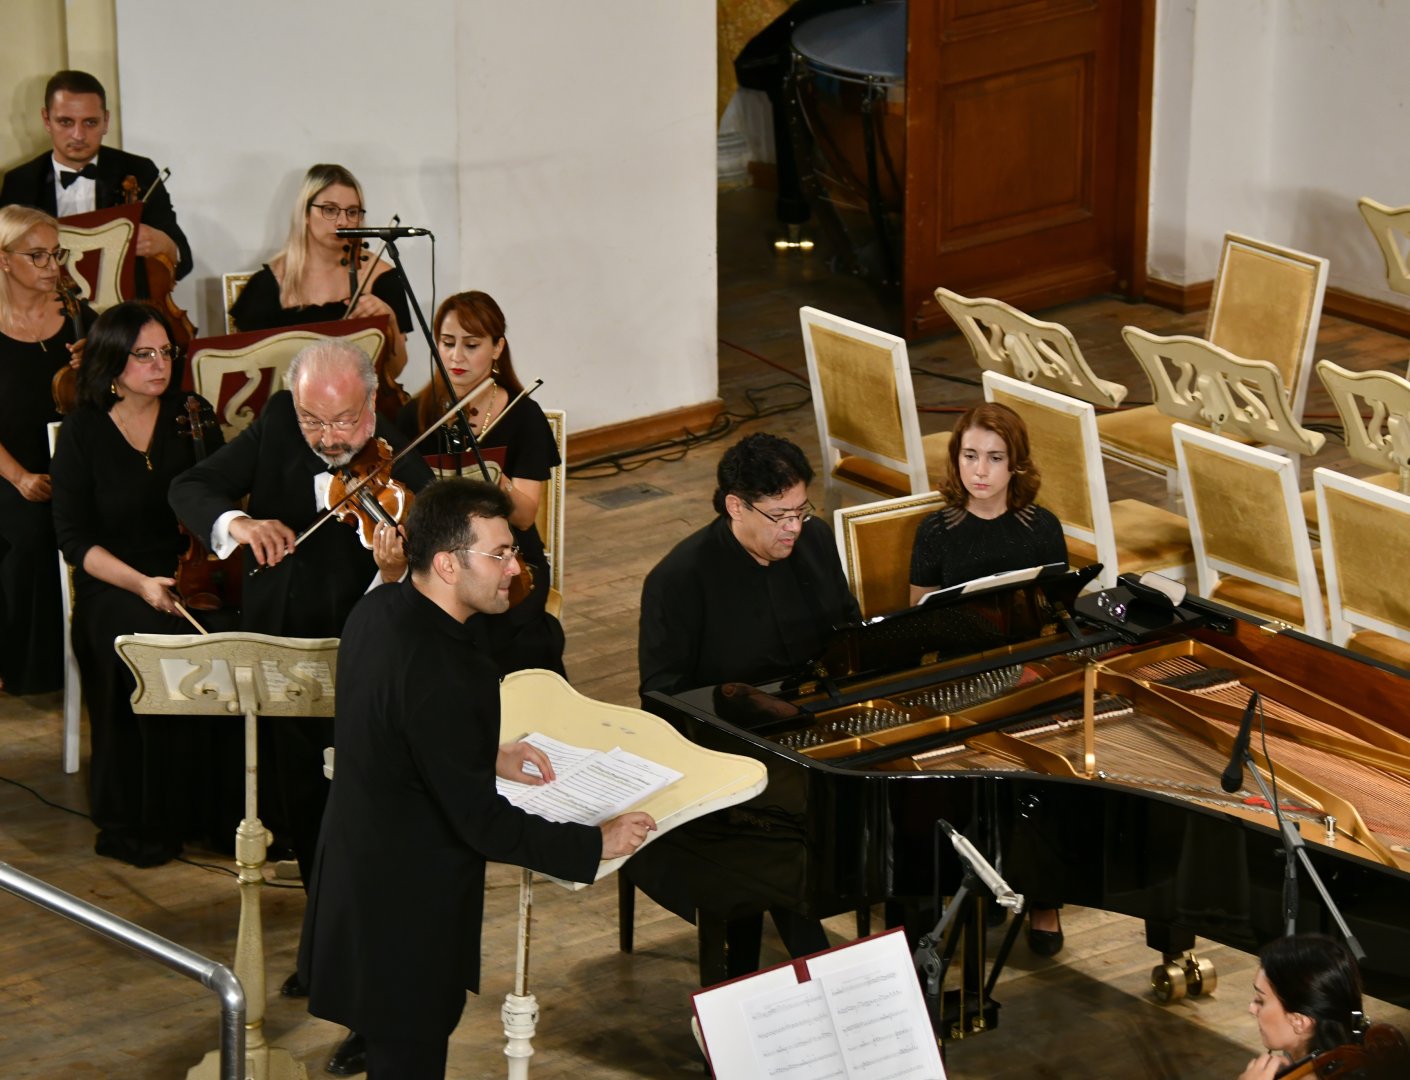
[110,379,119,396]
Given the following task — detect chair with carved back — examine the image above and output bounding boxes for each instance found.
[1100,233,1327,492]
[834,492,945,619]
[56,204,141,313]
[47,421,81,774]
[536,409,567,619]
[800,307,950,513]
[188,321,387,440]
[1172,424,1326,639]
[934,286,1127,409]
[222,271,255,334]
[1308,360,1410,536]
[1315,468,1410,669]
[1357,197,1410,297]
[983,372,1192,590]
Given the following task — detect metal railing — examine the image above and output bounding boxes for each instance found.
[0,861,245,1080]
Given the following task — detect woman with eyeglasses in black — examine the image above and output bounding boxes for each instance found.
[51,301,233,867]
[0,204,95,695]
[229,163,409,384]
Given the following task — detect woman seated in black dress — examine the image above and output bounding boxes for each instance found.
[910,401,1068,953]
[51,302,229,867]
[229,163,409,387]
[1239,934,1369,1080]
[0,205,93,695]
[395,290,564,675]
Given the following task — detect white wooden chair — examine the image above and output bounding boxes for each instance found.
[1172,424,1326,639]
[47,421,81,774]
[834,492,945,619]
[983,372,1191,590]
[57,208,139,312]
[1315,469,1410,669]
[222,271,255,333]
[800,306,949,512]
[1100,233,1327,491]
[537,409,567,619]
[1357,197,1410,297]
[935,286,1127,408]
[190,324,386,439]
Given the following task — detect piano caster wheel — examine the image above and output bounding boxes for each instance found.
[1151,952,1217,1003]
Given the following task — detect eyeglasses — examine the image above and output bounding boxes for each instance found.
[129,345,179,364]
[308,202,366,223]
[742,498,815,526]
[293,396,369,433]
[5,246,70,268]
[454,544,522,565]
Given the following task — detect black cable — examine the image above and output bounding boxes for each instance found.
[0,773,91,819]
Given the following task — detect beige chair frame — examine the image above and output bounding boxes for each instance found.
[935,286,1127,409]
[537,409,567,618]
[222,271,255,334]
[1315,468,1410,655]
[983,371,1191,590]
[190,325,386,439]
[1357,197,1410,297]
[1172,423,1325,639]
[1316,360,1410,494]
[47,421,81,774]
[57,214,137,312]
[800,306,942,512]
[833,492,945,619]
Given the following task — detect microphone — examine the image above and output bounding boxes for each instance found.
[1220,689,1260,793]
[335,226,432,239]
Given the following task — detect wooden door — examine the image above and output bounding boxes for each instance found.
[903,0,1153,337]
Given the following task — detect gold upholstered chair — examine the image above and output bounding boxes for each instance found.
[1315,468,1410,668]
[983,372,1191,590]
[934,287,1127,408]
[800,306,950,512]
[222,271,255,333]
[1100,233,1327,492]
[536,409,567,619]
[1357,197,1410,297]
[1172,424,1326,639]
[834,492,945,619]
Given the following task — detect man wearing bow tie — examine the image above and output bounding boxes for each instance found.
[0,69,193,289]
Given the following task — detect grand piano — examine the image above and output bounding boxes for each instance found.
[631,568,1410,1016]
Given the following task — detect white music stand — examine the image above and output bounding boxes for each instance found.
[496,670,769,1079]
[115,631,339,1080]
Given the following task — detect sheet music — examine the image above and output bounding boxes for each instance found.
[495,732,682,825]
[745,979,846,1079]
[823,962,937,1079]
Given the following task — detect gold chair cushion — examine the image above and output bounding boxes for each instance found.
[1347,631,1410,671]
[1063,499,1191,576]
[834,457,912,500]
[1096,406,1178,468]
[1210,577,1325,630]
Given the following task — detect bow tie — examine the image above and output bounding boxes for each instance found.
[58,164,99,188]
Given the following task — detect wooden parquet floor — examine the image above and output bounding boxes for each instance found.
[3,186,1409,1078]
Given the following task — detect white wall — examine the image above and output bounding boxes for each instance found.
[1149,0,1410,308]
[113,0,717,432]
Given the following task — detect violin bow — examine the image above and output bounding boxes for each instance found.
[253,377,495,569]
[478,379,544,440]
[141,167,172,203]
[342,214,400,317]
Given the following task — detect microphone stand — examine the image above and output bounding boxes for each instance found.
[1237,745,1367,962]
[377,234,488,482]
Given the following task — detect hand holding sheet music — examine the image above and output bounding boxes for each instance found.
[495,732,683,826]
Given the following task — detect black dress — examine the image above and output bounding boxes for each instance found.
[51,394,228,865]
[0,310,91,694]
[909,503,1069,591]
[396,393,566,676]
[229,264,411,335]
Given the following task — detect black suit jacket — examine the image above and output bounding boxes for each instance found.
[167,391,433,638]
[298,582,601,1039]
[0,146,193,283]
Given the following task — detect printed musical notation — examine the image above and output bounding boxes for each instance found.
[495,731,682,825]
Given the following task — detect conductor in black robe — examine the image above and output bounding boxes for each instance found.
[299,478,655,1079]
[168,338,434,887]
[0,70,193,291]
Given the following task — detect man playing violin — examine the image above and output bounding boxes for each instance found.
[0,69,193,291]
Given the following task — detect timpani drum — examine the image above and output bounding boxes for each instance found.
[791,0,907,216]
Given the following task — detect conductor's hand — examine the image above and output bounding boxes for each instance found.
[496,740,555,785]
[600,812,657,860]
[1238,1053,1289,1080]
[373,521,408,583]
[229,516,297,566]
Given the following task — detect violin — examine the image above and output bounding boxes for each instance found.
[119,169,196,349]
[50,275,85,415]
[326,436,412,550]
[174,394,242,612]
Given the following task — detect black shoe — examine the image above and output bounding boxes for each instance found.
[326,1031,366,1077]
[280,970,309,998]
[1026,909,1064,957]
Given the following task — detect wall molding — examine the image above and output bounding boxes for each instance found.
[1143,277,1214,314]
[1146,277,1410,336]
[567,398,725,465]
